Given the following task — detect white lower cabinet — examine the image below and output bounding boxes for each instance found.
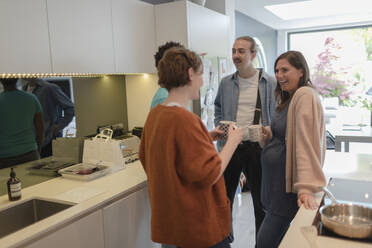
[22,187,154,248]
[25,210,104,248]
[103,187,154,248]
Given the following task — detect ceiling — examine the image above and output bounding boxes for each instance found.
[141,0,372,30]
[236,0,372,30]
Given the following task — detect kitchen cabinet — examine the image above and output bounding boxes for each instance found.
[155,0,229,57]
[47,0,115,73]
[111,0,156,73]
[24,210,104,248]
[103,186,154,248]
[0,0,52,73]
[0,0,157,74]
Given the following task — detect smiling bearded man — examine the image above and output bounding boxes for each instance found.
[214,36,277,245]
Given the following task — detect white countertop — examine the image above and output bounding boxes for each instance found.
[0,161,147,248]
[2,151,372,248]
[280,151,372,248]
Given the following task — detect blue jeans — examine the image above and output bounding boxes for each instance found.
[256,212,294,248]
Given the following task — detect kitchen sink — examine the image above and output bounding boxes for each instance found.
[0,198,74,239]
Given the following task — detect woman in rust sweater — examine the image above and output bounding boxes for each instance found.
[139,47,242,248]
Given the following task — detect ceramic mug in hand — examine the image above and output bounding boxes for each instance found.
[248,124,262,142]
[219,121,236,140]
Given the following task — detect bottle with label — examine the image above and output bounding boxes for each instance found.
[7,168,21,201]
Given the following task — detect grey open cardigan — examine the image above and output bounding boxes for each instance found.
[285,86,327,195]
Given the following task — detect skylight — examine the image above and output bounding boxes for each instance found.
[265,0,372,20]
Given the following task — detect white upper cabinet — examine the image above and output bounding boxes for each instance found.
[111,0,156,73]
[155,0,229,57]
[0,0,157,74]
[47,0,115,73]
[0,0,52,73]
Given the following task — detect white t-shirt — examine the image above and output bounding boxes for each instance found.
[236,71,260,140]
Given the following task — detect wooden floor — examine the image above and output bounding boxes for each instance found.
[231,192,256,248]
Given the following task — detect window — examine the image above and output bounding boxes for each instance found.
[289,26,372,152]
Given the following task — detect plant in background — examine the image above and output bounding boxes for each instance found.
[351,27,372,60]
[311,37,358,105]
[361,97,372,111]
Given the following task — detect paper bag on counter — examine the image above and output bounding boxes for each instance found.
[83,136,125,173]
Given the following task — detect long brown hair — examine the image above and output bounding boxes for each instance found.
[274,51,313,111]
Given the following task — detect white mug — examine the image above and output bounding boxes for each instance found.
[248,125,262,142]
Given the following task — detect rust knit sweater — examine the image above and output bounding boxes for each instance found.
[139,105,230,248]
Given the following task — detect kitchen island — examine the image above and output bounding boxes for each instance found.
[280,151,372,248]
[0,161,154,248]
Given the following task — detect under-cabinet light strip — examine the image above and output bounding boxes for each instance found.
[0,73,151,78]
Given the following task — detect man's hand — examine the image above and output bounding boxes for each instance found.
[226,124,242,146]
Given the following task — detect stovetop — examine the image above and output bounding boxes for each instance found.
[313,177,372,243]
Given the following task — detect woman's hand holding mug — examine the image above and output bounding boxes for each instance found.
[261,126,272,143]
[227,123,242,146]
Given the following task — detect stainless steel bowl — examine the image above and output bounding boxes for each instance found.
[320,203,372,238]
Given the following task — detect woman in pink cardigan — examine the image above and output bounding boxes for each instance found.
[257,51,326,248]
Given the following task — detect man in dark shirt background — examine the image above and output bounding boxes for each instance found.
[23,78,74,158]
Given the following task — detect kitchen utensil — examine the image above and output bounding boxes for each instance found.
[322,186,339,204]
[320,187,372,239]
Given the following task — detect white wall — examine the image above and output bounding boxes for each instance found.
[236,11,277,76]
[205,0,236,73]
[125,74,159,129]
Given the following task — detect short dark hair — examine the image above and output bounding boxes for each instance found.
[235,36,257,53]
[154,41,184,67]
[0,78,18,87]
[274,50,313,111]
[158,47,202,91]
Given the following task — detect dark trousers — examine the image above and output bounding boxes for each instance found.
[224,141,265,242]
[256,212,294,248]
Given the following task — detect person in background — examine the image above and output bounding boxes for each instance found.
[214,36,277,243]
[139,47,243,248]
[0,78,44,168]
[150,41,184,110]
[23,78,74,158]
[257,51,326,248]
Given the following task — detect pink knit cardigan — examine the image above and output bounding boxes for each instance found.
[285,86,327,194]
